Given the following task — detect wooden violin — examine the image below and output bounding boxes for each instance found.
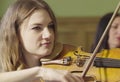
[41,47,120,82]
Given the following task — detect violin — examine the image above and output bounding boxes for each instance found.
[41,1,120,82]
[41,47,120,82]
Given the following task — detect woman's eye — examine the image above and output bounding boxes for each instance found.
[48,23,54,29]
[111,25,118,29]
[32,26,42,30]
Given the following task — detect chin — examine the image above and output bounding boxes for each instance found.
[40,50,52,56]
[115,45,120,48]
[113,43,120,48]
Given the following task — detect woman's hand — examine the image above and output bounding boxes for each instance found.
[37,67,84,82]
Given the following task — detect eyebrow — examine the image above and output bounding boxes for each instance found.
[32,23,42,26]
[33,21,53,25]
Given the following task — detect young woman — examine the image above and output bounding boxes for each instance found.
[0,0,84,82]
[90,12,120,82]
[91,12,120,53]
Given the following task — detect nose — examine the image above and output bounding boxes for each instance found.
[42,27,51,39]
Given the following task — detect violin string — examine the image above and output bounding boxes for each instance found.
[81,1,120,77]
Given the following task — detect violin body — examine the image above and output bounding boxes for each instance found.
[93,48,120,82]
[42,47,120,82]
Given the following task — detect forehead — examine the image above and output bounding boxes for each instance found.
[28,9,52,24]
[113,16,120,23]
[19,9,52,30]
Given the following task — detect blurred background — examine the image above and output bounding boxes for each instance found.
[0,0,120,52]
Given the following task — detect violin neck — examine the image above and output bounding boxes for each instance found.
[94,57,120,68]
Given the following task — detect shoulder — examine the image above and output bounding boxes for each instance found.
[60,43,77,56]
[63,44,76,51]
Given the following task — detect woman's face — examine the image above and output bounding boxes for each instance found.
[108,16,120,48]
[19,9,55,58]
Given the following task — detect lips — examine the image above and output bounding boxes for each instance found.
[42,41,50,44]
[116,37,120,40]
[41,41,51,46]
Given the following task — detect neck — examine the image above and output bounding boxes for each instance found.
[23,53,41,68]
[109,43,120,49]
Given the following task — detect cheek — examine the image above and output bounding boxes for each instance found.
[24,35,34,45]
[108,29,116,44]
[51,30,55,39]
[21,32,38,50]
[52,32,55,41]
[109,29,114,38]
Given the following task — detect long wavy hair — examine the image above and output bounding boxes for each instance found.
[0,0,57,72]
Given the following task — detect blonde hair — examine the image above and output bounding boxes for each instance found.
[0,0,57,71]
